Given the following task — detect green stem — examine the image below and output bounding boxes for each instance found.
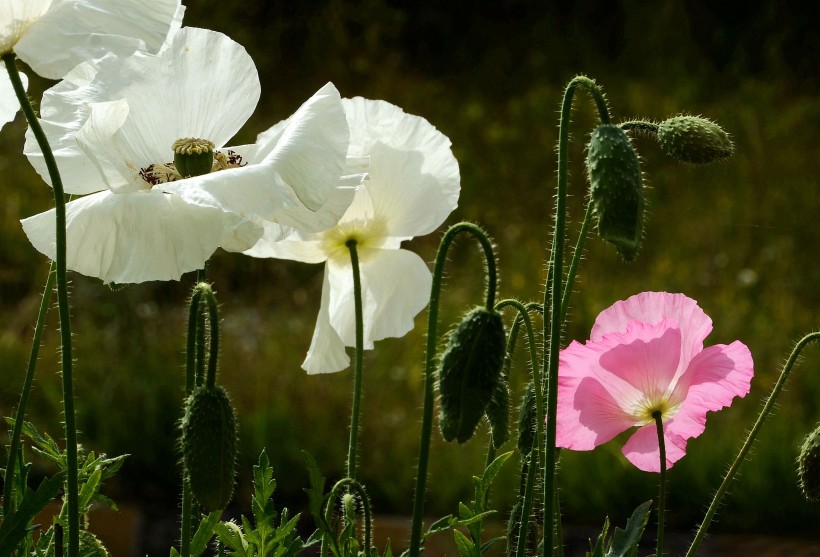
[4,53,79,557]
[619,120,659,137]
[685,331,820,557]
[542,75,609,557]
[654,412,666,557]
[324,478,373,551]
[345,240,365,480]
[408,222,497,557]
[560,202,594,324]
[180,287,202,557]
[3,264,55,514]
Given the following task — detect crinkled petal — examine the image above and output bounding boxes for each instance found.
[591,292,713,365]
[326,247,431,347]
[14,0,183,79]
[341,98,459,237]
[0,69,24,131]
[303,265,350,374]
[26,27,260,194]
[170,83,352,228]
[622,422,689,472]
[20,189,259,284]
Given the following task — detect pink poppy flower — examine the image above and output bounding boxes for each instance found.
[556,292,753,472]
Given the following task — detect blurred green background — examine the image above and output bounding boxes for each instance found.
[1,0,819,550]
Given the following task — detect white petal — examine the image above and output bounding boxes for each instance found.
[242,221,329,263]
[26,28,260,193]
[303,265,351,374]
[342,98,460,236]
[24,59,110,194]
[326,248,431,347]
[14,0,183,79]
[0,70,24,131]
[0,0,52,53]
[20,189,257,284]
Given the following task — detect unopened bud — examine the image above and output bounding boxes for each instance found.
[798,424,820,502]
[587,124,644,262]
[438,307,506,443]
[657,115,733,164]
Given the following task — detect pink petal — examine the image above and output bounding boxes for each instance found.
[622,422,688,472]
[591,292,712,365]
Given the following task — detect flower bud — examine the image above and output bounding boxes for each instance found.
[438,306,506,443]
[587,124,644,261]
[182,385,238,511]
[173,137,215,178]
[657,115,733,164]
[484,375,511,449]
[517,381,537,455]
[798,424,820,502]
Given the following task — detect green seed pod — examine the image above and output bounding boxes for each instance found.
[798,424,820,502]
[587,124,644,262]
[438,306,506,444]
[182,385,238,511]
[173,137,215,178]
[657,115,733,164]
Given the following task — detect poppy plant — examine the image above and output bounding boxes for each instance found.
[556,291,754,472]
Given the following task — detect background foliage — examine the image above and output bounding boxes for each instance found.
[1,0,819,547]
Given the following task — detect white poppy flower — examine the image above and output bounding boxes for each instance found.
[0,0,184,129]
[246,98,460,373]
[21,27,355,284]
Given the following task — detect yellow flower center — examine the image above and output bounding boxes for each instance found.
[138,138,247,186]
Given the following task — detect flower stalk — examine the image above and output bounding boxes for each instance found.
[654,412,667,557]
[345,240,365,480]
[408,222,497,557]
[542,75,610,557]
[3,52,80,557]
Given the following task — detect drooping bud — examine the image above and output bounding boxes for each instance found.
[182,385,238,511]
[587,124,644,262]
[438,306,506,444]
[173,137,215,178]
[657,115,733,164]
[798,424,820,502]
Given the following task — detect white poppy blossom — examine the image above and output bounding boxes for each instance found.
[0,0,184,129]
[246,98,460,373]
[22,27,356,284]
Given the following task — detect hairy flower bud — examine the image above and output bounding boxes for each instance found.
[587,124,644,261]
[173,137,215,178]
[657,115,733,164]
[438,306,506,443]
[182,385,238,511]
[798,424,820,502]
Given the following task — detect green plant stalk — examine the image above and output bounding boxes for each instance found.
[685,331,820,557]
[3,53,80,557]
[560,202,594,324]
[3,264,55,514]
[345,241,365,480]
[324,478,373,551]
[654,413,666,557]
[408,222,497,557]
[542,75,610,557]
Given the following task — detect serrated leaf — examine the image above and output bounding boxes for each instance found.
[475,451,512,506]
[189,511,221,557]
[605,501,652,557]
[0,474,63,555]
[586,517,609,557]
[78,468,102,512]
[301,451,327,522]
[214,521,250,557]
[424,514,455,538]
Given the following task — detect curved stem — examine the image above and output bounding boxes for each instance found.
[542,75,610,557]
[198,284,220,389]
[3,264,55,514]
[345,241,365,480]
[408,222,498,557]
[653,413,666,557]
[619,120,659,137]
[560,202,594,325]
[685,332,820,557]
[4,53,79,557]
[324,478,373,551]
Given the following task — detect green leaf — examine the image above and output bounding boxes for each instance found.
[586,517,609,557]
[215,521,250,557]
[78,468,102,512]
[453,529,479,557]
[0,474,63,555]
[474,451,512,507]
[301,451,327,522]
[189,511,222,557]
[605,501,652,557]
[423,515,455,538]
